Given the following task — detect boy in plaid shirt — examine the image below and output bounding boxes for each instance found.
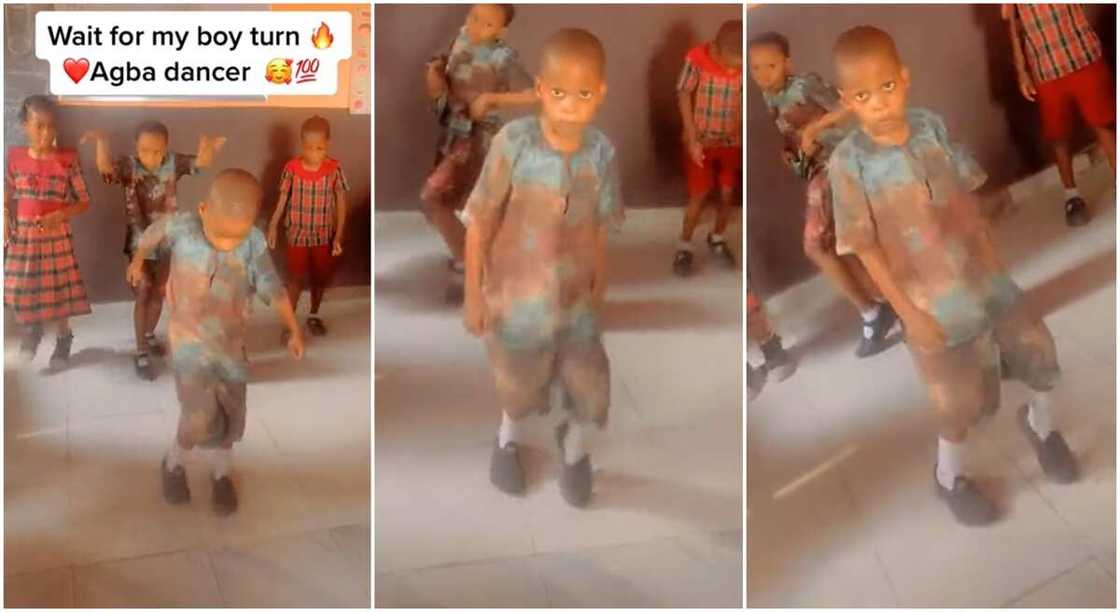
[268,115,350,339]
[674,19,743,275]
[82,122,225,380]
[1004,4,1115,226]
[748,31,897,358]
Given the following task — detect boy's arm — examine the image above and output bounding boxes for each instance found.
[855,245,945,350]
[592,226,609,309]
[676,60,703,165]
[126,215,172,286]
[194,135,226,169]
[425,56,449,101]
[79,130,115,177]
[801,108,851,153]
[461,131,515,336]
[1005,7,1037,101]
[331,168,350,255]
[267,170,293,249]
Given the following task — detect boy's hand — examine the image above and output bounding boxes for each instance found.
[1017,70,1037,102]
[799,127,820,157]
[126,259,146,288]
[425,58,447,91]
[287,329,305,360]
[37,210,65,231]
[904,310,947,352]
[79,130,108,145]
[199,135,227,154]
[267,222,279,250]
[469,93,492,120]
[462,293,487,336]
[687,139,705,167]
[332,237,344,256]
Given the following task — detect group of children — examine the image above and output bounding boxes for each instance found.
[744,3,1116,524]
[5,96,352,515]
[418,5,743,506]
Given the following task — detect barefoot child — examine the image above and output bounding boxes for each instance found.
[1004,4,1115,226]
[267,115,350,340]
[422,3,535,297]
[748,31,898,358]
[129,169,304,515]
[462,28,619,507]
[673,19,743,275]
[5,95,93,368]
[83,123,225,380]
[829,26,1078,525]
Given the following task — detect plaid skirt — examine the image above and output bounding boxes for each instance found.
[4,219,92,324]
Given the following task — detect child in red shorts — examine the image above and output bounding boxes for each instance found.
[1004,3,1116,226]
[268,115,350,340]
[673,19,743,275]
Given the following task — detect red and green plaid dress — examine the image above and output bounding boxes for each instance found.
[4,147,92,324]
[278,157,350,247]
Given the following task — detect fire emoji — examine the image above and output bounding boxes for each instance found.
[311,22,334,49]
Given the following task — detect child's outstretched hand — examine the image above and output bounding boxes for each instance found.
[287,329,305,360]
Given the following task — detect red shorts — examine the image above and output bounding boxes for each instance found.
[1036,60,1116,142]
[685,146,741,197]
[286,244,337,285]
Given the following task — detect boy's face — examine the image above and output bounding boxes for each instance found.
[747,44,789,92]
[23,109,57,151]
[198,202,257,252]
[136,132,168,173]
[301,131,329,166]
[837,53,911,136]
[535,56,607,129]
[465,4,507,45]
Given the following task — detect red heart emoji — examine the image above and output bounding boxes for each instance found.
[63,58,89,83]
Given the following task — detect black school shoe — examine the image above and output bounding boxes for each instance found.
[1065,197,1090,227]
[555,421,592,508]
[672,249,694,276]
[161,456,191,504]
[747,363,766,402]
[707,235,736,269]
[490,439,526,495]
[1017,405,1079,484]
[855,302,898,358]
[760,335,797,383]
[48,333,73,369]
[212,475,238,516]
[934,465,999,527]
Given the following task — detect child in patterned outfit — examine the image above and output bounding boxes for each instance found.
[748,31,897,359]
[129,169,304,516]
[673,19,743,275]
[83,122,225,380]
[1003,4,1115,226]
[423,3,535,298]
[829,26,1078,526]
[462,28,619,507]
[4,95,93,368]
[267,115,350,340]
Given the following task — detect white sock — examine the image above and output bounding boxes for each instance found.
[678,240,694,252]
[498,411,522,448]
[860,303,881,323]
[211,448,232,479]
[936,436,966,490]
[166,440,187,471]
[709,233,725,244]
[563,420,589,465]
[1027,392,1054,439]
[1064,187,1080,200]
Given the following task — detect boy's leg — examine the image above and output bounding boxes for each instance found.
[708,147,741,268]
[307,245,336,335]
[419,143,470,263]
[747,288,796,382]
[1037,72,1090,225]
[556,333,610,507]
[484,333,554,495]
[676,148,714,274]
[910,333,1000,526]
[1072,59,1117,172]
[49,317,73,369]
[284,245,310,332]
[144,257,171,344]
[209,380,246,515]
[995,301,1077,483]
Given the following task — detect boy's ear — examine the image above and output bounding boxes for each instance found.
[599,82,608,99]
[533,76,544,98]
[900,66,911,88]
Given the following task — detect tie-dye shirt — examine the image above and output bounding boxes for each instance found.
[463,116,624,350]
[102,152,199,250]
[137,211,285,381]
[435,27,531,137]
[762,73,850,175]
[829,108,1020,347]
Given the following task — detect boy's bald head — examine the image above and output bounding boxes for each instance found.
[833,25,901,71]
[207,168,262,220]
[540,28,606,79]
[716,19,743,56]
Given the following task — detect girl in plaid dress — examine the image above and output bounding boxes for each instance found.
[4,95,93,367]
[267,115,350,339]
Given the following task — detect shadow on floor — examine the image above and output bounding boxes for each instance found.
[1027,249,1117,317]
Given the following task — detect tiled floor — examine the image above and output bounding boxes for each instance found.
[374,209,744,607]
[747,161,1116,608]
[4,294,371,608]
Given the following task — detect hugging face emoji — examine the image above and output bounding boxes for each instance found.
[265,58,293,84]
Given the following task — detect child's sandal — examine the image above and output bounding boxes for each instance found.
[307,317,328,337]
